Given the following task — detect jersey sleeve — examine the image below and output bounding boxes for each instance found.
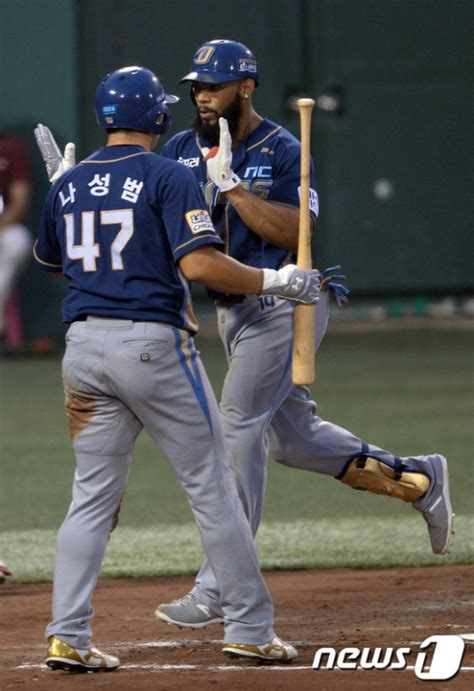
[33,188,63,272]
[158,162,224,262]
[270,139,319,219]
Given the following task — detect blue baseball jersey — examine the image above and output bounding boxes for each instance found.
[161,118,318,298]
[34,144,223,332]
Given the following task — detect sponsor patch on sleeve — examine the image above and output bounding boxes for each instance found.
[185,209,215,234]
[309,188,319,217]
[298,186,320,217]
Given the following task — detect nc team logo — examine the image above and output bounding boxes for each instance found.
[185,209,214,234]
[312,634,465,681]
[194,46,215,65]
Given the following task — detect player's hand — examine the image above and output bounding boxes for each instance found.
[261,264,320,304]
[34,123,76,183]
[321,265,350,308]
[203,118,241,192]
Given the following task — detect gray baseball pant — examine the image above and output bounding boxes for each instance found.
[45,317,274,648]
[192,295,434,614]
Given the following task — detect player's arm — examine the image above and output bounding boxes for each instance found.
[33,189,63,273]
[179,246,319,304]
[179,246,262,293]
[224,187,302,252]
[0,180,32,229]
[204,118,314,252]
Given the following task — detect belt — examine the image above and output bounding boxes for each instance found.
[73,316,135,327]
[214,294,247,307]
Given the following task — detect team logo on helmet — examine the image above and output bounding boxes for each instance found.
[194,46,215,65]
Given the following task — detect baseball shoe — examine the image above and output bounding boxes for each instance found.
[223,636,298,663]
[412,454,454,555]
[45,636,120,673]
[155,591,224,629]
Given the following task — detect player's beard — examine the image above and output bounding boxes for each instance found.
[191,94,244,146]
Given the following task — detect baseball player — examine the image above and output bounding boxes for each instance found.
[34,65,320,671]
[35,42,453,634]
[154,40,454,628]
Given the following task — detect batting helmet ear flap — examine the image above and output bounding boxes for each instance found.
[146,102,172,134]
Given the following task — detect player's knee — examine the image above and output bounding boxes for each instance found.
[268,434,292,467]
[273,454,293,468]
[337,454,430,503]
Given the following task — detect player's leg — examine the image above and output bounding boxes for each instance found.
[156,295,332,625]
[218,297,298,532]
[182,294,331,617]
[45,320,142,672]
[128,324,287,650]
[0,224,32,337]
[185,298,299,613]
[269,385,453,554]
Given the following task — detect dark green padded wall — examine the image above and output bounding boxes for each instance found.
[1,0,79,338]
[308,0,472,293]
[3,0,471,343]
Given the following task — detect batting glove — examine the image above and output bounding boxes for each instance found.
[320,264,350,308]
[203,118,241,192]
[261,264,320,304]
[34,123,76,183]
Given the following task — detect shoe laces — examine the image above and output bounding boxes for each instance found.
[175,592,197,607]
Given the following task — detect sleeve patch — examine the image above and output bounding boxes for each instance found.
[298,186,319,218]
[185,209,215,234]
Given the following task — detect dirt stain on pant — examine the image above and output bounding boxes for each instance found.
[63,381,96,441]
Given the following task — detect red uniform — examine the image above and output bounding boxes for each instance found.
[0,131,34,205]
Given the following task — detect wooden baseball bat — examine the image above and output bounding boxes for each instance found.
[292,98,316,385]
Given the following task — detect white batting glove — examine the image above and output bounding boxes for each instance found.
[203,118,241,192]
[34,123,76,183]
[261,264,320,304]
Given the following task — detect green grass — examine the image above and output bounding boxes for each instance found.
[1,327,473,581]
[1,516,472,583]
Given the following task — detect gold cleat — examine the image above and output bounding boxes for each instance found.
[223,636,298,663]
[46,636,120,673]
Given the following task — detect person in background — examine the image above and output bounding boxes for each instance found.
[0,129,34,351]
[0,560,12,584]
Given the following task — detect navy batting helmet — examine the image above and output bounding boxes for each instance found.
[180,40,259,86]
[95,66,179,135]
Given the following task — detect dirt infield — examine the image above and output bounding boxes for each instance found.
[2,565,473,690]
